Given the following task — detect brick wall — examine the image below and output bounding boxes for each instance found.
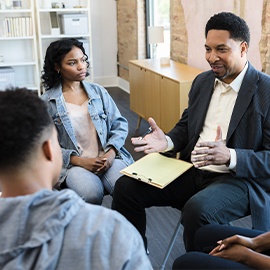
[260,0,270,73]
[117,0,146,81]
[170,0,188,63]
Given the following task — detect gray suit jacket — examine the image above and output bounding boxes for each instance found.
[168,63,270,231]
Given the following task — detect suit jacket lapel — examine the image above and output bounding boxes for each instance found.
[194,75,215,136]
[227,65,258,142]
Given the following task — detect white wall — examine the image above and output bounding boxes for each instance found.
[90,0,118,86]
[181,0,263,71]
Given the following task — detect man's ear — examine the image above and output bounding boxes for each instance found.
[42,140,53,161]
[241,41,248,56]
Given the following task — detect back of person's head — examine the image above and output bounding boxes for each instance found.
[0,88,54,171]
[41,38,90,90]
[205,12,250,46]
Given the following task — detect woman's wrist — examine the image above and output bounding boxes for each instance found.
[106,147,117,157]
[70,155,81,166]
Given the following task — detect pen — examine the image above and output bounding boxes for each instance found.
[138,127,153,140]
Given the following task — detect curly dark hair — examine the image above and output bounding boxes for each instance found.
[41,38,90,90]
[0,88,54,170]
[205,12,250,46]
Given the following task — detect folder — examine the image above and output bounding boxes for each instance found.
[120,153,193,189]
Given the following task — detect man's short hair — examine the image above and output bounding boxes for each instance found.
[0,88,53,170]
[205,11,250,46]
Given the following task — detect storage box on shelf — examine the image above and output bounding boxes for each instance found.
[0,66,15,90]
[59,13,88,35]
[0,0,40,94]
[36,0,93,93]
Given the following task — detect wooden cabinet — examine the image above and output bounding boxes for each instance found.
[129,63,147,119]
[129,59,203,133]
[159,76,179,132]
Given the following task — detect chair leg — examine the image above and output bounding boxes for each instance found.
[160,217,182,270]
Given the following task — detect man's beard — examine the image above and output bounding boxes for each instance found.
[213,70,229,81]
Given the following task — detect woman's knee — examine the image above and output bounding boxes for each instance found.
[65,167,104,205]
[173,252,209,269]
[102,160,127,194]
[173,251,248,269]
[81,188,104,205]
[67,182,104,205]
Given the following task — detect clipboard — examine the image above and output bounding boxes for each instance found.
[120,153,193,189]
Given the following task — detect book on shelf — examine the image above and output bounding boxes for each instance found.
[3,17,32,37]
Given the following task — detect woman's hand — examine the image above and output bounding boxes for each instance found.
[212,243,251,264]
[210,234,255,255]
[70,156,105,173]
[131,117,168,154]
[70,148,116,174]
[209,234,256,265]
[97,148,116,173]
[70,156,107,173]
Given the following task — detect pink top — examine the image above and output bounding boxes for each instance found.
[66,99,104,158]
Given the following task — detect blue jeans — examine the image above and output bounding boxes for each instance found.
[112,167,250,251]
[173,224,265,269]
[65,159,127,205]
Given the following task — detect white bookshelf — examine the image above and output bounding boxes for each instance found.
[0,0,40,93]
[35,0,93,93]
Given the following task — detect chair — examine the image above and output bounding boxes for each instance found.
[160,214,182,270]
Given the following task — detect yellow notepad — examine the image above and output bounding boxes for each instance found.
[120,153,193,189]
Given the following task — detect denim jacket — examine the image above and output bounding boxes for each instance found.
[41,81,134,185]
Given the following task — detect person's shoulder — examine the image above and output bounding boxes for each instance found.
[196,70,213,79]
[82,81,109,100]
[80,203,129,224]
[40,87,60,101]
[40,89,52,100]
[256,68,270,80]
[190,69,213,83]
[68,202,152,269]
[75,203,140,238]
[82,81,107,92]
[246,64,270,85]
[191,70,214,87]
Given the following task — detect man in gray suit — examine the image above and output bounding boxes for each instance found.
[112,11,270,252]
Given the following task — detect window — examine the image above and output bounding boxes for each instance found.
[147,0,170,59]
